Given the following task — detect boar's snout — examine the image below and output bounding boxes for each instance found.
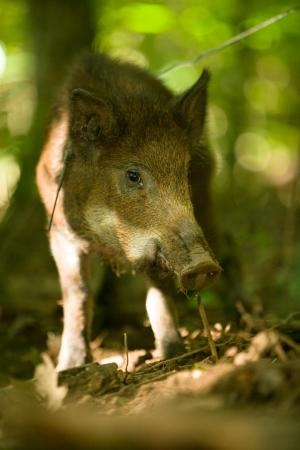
[180,261,221,291]
[170,219,222,291]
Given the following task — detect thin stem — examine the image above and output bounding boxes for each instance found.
[197,294,218,363]
[123,332,129,384]
[47,149,71,232]
[158,7,300,78]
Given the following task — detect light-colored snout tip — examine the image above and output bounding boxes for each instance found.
[180,262,221,291]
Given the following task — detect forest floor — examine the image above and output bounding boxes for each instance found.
[1,301,300,450]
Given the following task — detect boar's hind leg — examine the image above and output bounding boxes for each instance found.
[50,228,93,371]
[146,286,185,359]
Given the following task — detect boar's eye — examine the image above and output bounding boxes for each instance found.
[126,170,143,188]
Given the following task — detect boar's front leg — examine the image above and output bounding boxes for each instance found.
[50,228,93,371]
[146,286,185,358]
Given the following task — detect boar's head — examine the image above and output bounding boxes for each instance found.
[63,69,221,291]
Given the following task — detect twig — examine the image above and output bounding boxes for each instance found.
[158,6,300,78]
[215,337,235,348]
[236,301,256,331]
[133,370,177,388]
[282,311,300,325]
[279,334,300,354]
[123,332,129,384]
[236,306,300,334]
[47,149,72,233]
[143,345,210,373]
[197,294,218,363]
[267,311,300,331]
[274,342,288,362]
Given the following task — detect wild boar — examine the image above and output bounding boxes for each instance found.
[36,53,221,370]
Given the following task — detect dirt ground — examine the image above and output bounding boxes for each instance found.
[1,301,300,450]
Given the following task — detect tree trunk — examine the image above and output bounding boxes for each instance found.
[0,0,97,312]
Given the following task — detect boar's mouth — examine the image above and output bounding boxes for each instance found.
[128,238,221,291]
[132,242,175,280]
[156,248,174,273]
[143,247,221,291]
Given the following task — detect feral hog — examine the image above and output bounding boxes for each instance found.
[36,53,221,370]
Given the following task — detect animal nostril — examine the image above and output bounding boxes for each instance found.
[207,270,219,280]
[186,272,198,281]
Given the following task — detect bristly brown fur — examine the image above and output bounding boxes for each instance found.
[36,53,220,371]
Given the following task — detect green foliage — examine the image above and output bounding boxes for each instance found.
[120,3,175,33]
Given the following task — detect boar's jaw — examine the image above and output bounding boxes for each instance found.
[84,205,171,274]
[156,248,174,273]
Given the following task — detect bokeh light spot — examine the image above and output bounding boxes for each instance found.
[244,78,279,113]
[120,3,175,34]
[0,154,20,221]
[264,146,297,186]
[235,132,270,172]
[256,56,290,87]
[0,42,7,76]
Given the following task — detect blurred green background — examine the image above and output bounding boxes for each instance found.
[0,0,299,382]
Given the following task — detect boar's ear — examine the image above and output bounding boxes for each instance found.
[70,88,116,142]
[173,69,210,136]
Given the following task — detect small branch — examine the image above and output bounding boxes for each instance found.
[142,345,210,374]
[279,334,300,354]
[197,294,218,363]
[236,301,256,332]
[158,6,300,78]
[274,342,288,363]
[123,332,129,384]
[133,370,177,388]
[47,147,73,233]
